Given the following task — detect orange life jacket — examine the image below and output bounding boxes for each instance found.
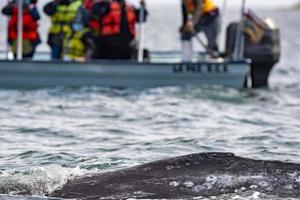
[184,0,217,16]
[100,1,136,37]
[8,5,39,41]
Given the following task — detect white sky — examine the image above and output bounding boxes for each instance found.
[128,0,299,8]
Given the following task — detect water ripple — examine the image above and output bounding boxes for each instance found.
[0,8,299,200]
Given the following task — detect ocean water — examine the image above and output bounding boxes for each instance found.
[0,3,300,200]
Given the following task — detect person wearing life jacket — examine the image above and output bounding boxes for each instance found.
[181,0,220,61]
[83,0,105,38]
[2,0,41,59]
[83,0,101,10]
[61,10,95,62]
[91,0,148,59]
[44,0,88,59]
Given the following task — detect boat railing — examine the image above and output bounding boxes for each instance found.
[0,50,214,63]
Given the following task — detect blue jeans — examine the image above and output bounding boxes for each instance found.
[51,45,62,59]
[181,14,220,51]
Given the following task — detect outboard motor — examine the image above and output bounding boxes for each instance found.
[225,13,281,88]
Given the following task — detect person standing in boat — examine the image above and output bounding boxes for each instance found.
[181,0,220,62]
[61,8,95,62]
[90,0,148,59]
[83,0,100,10]
[83,0,104,51]
[44,0,88,59]
[2,0,41,59]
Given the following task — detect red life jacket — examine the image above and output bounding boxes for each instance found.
[89,19,100,35]
[8,5,39,41]
[84,0,105,10]
[84,0,94,10]
[100,1,136,37]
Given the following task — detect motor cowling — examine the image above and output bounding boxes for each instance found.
[225,20,281,88]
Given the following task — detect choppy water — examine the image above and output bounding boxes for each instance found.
[0,4,300,200]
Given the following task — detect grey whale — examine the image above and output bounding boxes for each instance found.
[50,153,300,199]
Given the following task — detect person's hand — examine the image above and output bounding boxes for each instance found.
[29,4,36,9]
[130,39,137,48]
[74,57,86,62]
[184,20,194,33]
[179,25,185,33]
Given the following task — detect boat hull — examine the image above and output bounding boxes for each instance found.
[0,60,249,89]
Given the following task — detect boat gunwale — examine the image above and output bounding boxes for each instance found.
[0,58,251,66]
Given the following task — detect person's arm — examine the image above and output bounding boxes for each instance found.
[181,2,188,25]
[191,0,202,25]
[91,1,110,19]
[135,0,148,23]
[79,6,89,25]
[82,32,96,60]
[182,0,202,33]
[28,5,41,20]
[2,2,15,16]
[135,9,148,23]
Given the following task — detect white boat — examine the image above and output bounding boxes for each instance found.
[0,0,280,90]
[0,52,250,89]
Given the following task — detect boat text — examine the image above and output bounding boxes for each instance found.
[172,63,229,74]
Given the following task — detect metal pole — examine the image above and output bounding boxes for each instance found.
[238,0,246,59]
[137,1,145,63]
[219,0,228,52]
[233,0,246,60]
[17,0,23,60]
[194,33,216,58]
[5,0,10,59]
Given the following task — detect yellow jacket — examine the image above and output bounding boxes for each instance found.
[49,0,83,35]
[183,0,217,16]
[63,28,90,60]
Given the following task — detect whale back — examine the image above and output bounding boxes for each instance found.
[50,153,300,199]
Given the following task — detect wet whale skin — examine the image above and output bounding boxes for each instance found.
[50,153,300,199]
